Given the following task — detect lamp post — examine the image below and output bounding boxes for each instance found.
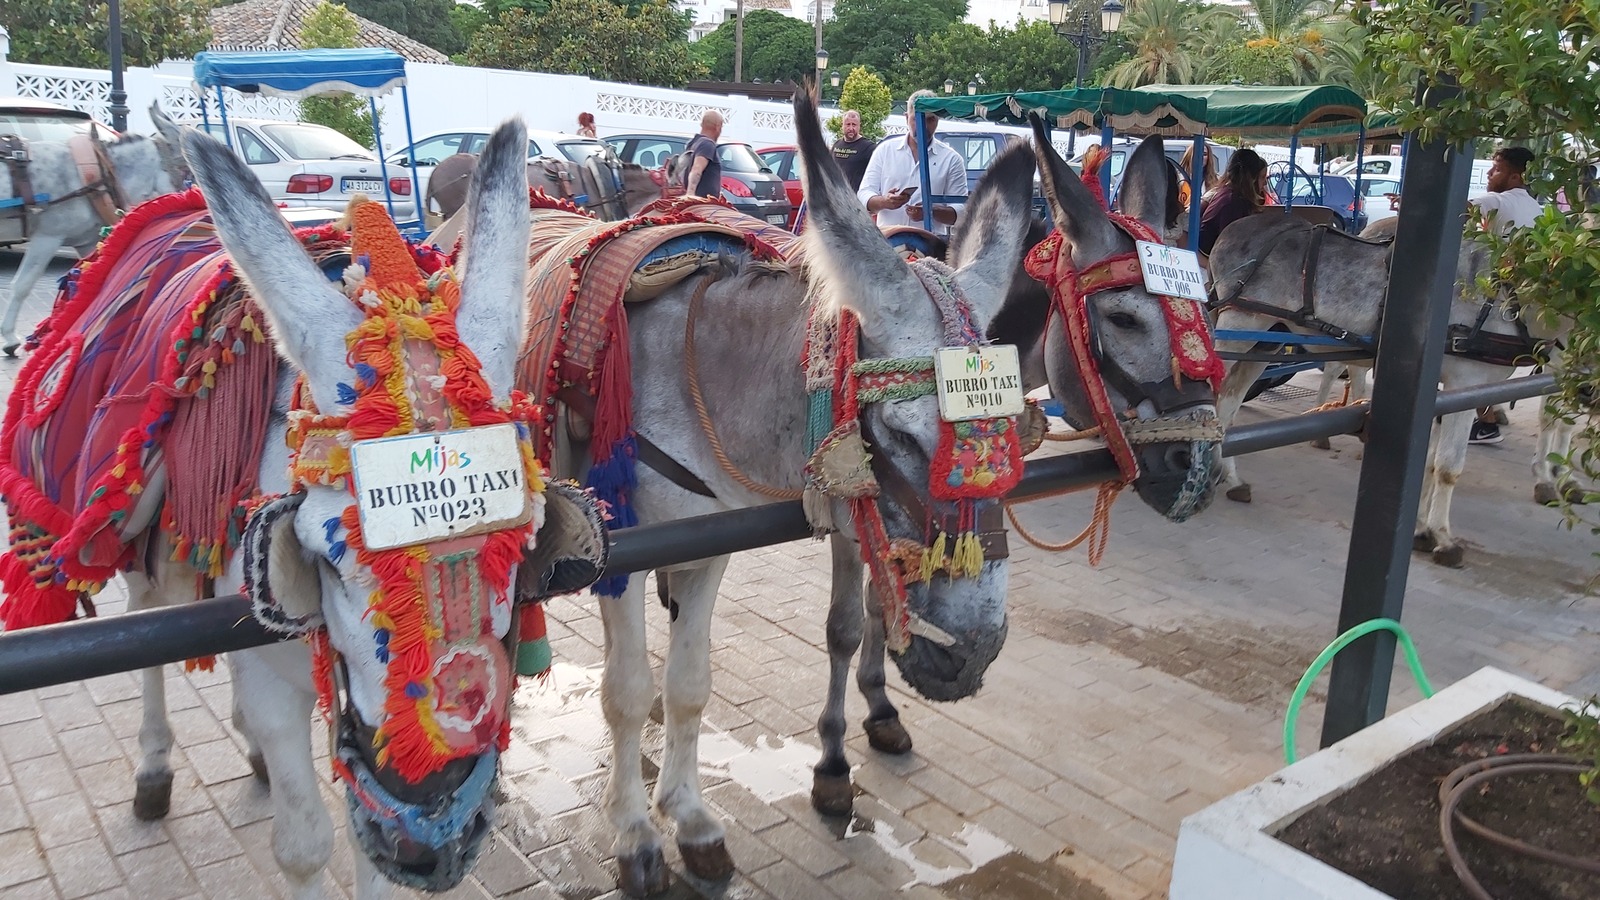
[944,78,955,95]
[1047,0,1122,153]
[107,0,129,132]
[830,68,841,103]
[815,49,828,95]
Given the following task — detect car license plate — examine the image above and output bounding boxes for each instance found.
[767,214,787,225]
[342,178,382,193]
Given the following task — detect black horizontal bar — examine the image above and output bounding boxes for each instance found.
[0,374,1555,695]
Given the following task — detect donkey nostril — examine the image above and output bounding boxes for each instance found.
[1165,445,1193,472]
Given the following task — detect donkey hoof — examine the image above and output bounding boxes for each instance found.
[132,771,174,821]
[1412,532,1437,553]
[616,846,671,897]
[1309,436,1331,451]
[1431,544,1466,568]
[1225,484,1252,503]
[678,837,736,882]
[247,752,270,786]
[810,772,855,817]
[1564,483,1590,505]
[1534,482,1562,505]
[1,343,18,359]
[864,715,914,755]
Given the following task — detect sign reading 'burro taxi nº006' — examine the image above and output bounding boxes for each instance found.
[351,423,531,550]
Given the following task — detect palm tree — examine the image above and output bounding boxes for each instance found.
[1234,0,1338,84]
[1105,0,1233,87]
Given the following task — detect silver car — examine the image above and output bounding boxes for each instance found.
[196,117,416,220]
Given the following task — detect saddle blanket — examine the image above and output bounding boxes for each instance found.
[0,189,282,629]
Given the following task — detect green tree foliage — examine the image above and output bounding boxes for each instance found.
[465,0,705,87]
[826,66,892,139]
[897,18,1104,94]
[1103,0,1232,87]
[1,0,213,68]
[338,0,467,56]
[825,0,968,76]
[299,1,377,147]
[692,10,816,82]
[1367,0,1600,539]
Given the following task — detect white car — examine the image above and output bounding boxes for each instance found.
[386,128,613,211]
[195,117,416,220]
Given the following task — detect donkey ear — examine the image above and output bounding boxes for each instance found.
[948,139,1037,329]
[150,102,185,146]
[792,87,923,345]
[182,130,360,412]
[457,118,532,398]
[1029,114,1121,261]
[1118,135,1174,234]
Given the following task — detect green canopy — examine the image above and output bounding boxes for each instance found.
[913,87,1208,136]
[1299,110,1403,144]
[1131,84,1367,142]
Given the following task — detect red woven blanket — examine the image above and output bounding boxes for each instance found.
[0,189,284,629]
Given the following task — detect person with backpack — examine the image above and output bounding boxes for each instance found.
[685,111,724,198]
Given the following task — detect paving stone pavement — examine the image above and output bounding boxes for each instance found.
[2,248,1599,899]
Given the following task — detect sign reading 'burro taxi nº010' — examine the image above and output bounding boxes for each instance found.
[351,423,531,550]
[932,344,1025,422]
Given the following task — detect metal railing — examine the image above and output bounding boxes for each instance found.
[0,374,1554,695]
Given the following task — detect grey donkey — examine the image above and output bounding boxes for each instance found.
[0,103,191,354]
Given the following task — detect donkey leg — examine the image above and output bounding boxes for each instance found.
[1,235,65,354]
[1309,364,1344,450]
[1532,406,1582,505]
[120,570,177,820]
[1218,361,1268,503]
[599,579,671,897]
[1413,416,1446,552]
[858,585,911,756]
[653,558,735,882]
[229,661,269,785]
[234,645,335,900]
[812,535,864,816]
[1422,410,1474,568]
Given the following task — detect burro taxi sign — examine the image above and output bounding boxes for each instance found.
[350,423,531,551]
[932,344,1025,422]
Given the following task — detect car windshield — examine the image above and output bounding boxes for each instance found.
[719,143,769,173]
[262,123,372,161]
[558,141,609,164]
[0,113,95,143]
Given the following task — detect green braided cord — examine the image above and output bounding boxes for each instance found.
[857,381,937,404]
[851,356,934,375]
[806,389,834,455]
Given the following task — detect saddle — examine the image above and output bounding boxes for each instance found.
[1447,298,1546,367]
[533,154,630,220]
[882,226,948,262]
[0,133,124,235]
[0,190,298,629]
[1211,222,1379,360]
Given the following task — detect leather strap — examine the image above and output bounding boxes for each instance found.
[556,386,716,498]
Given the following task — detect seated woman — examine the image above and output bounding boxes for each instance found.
[1199,148,1269,257]
[1178,143,1219,211]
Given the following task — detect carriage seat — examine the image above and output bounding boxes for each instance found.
[1286,205,1344,230]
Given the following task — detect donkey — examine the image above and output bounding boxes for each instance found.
[96,121,604,897]
[425,150,662,223]
[803,130,1227,820]
[1208,213,1571,566]
[0,103,191,355]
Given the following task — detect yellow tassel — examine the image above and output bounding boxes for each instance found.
[955,532,983,579]
[921,531,946,583]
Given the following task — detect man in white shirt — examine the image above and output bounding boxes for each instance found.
[1467,146,1544,445]
[856,89,968,235]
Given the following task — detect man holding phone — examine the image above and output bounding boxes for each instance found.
[856,89,967,235]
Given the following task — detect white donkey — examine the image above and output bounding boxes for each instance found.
[1208,214,1572,566]
[60,120,605,897]
[0,104,191,354]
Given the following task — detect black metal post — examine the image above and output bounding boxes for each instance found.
[1320,80,1477,746]
[107,0,129,132]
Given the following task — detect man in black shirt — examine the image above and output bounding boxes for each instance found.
[831,110,876,192]
[686,111,724,198]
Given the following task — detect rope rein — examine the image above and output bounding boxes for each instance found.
[683,270,806,500]
[1004,482,1122,563]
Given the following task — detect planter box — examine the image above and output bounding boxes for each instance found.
[1170,667,1578,900]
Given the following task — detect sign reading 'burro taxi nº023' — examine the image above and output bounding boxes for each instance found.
[932,344,1025,422]
[351,423,531,550]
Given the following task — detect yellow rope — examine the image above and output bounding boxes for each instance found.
[683,271,805,501]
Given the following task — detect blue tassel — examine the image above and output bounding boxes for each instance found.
[355,362,377,385]
[232,339,246,355]
[336,382,358,405]
[585,434,639,597]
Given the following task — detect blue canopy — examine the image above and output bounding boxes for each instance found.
[192,49,407,99]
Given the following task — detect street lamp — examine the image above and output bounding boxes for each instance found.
[816,49,829,75]
[967,80,977,96]
[830,69,841,90]
[944,78,955,94]
[1047,0,1124,89]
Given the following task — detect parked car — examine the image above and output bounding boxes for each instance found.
[1332,155,1495,207]
[385,128,611,209]
[606,132,791,227]
[195,117,415,219]
[755,145,802,227]
[0,98,118,142]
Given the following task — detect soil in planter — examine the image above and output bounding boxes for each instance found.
[1276,699,1600,900]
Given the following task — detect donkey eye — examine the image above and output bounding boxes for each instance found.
[1106,311,1141,329]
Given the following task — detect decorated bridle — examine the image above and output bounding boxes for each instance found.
[245,201,548,879]
[804,258,1028,653]
[1023,211,1224,506]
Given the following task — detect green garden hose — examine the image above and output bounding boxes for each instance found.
[1283,617,1434,764]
